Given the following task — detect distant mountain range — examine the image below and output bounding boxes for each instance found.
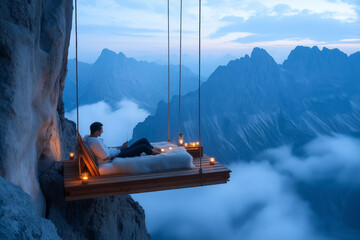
[133,46,360,163]
[148,53,237,78]
[63,49,205,113]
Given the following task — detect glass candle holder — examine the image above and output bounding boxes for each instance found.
[69,152,75,159]
[209,157,215,165]
[81,172,89,184]
[179,133,184,146]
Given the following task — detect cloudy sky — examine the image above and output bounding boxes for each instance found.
[69,0,360,68]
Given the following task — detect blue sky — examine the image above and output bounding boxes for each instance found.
[69,0,360,74]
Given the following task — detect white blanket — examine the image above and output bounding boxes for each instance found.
[98,142,195,175]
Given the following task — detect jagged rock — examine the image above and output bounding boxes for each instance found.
[0,0,73,215]
[133,47,360,162]
[57,98,76,156]
[38,159,150,240]
[0,176,61,240]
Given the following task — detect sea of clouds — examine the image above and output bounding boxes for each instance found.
[133,135,360,240]
[66,100,360,240]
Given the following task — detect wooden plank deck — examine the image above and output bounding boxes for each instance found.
[63,155,231,201]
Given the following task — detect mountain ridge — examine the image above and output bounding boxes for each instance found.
[63,49,205,113]
[133,46,360,162]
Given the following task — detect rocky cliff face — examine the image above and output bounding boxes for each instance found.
[0,0,73,216]
[0,1,150,239]
[0,176,61,239]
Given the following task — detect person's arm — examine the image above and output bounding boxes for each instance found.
[113,141,128,150]
[90,142,111,162]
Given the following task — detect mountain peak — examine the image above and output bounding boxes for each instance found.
[99,49,127,59]
[284,46,324,63]
[96,49,127,65]
[283,46,347,68]
[100,48,117,57]
[250,47,277,66]
[251,47,271,58]
[117,51,126,58]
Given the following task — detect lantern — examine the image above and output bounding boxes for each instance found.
[161,148,165,153]
[81,172,89,184]
[69,152,75,159]
[179,133,184,146]
[209,157,215,165]
[169,147,173,151]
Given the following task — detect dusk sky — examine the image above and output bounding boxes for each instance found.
[69,0,360,72]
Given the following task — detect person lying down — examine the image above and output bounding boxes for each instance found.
[84,122,195,175]
[84,121,162,165]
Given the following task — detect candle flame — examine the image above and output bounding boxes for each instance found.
[81,172,89,183]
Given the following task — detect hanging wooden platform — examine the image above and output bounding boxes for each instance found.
[63,156,231,201]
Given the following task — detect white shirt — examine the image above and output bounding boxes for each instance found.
[84,135,120,164]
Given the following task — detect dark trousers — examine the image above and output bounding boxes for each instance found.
[117,138,153,158]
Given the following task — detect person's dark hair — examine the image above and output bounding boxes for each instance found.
[90,122,103,135]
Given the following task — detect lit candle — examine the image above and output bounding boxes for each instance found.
[179,133,184,146]
[196,142,200,146]
[169,147,173,151]
[209,157,215,165]
[81,172,89,184]
[184,143,188,147]
[192,142,196,147]
[161,148,165,153]
[69,152,74,159]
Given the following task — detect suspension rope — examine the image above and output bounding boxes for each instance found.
[178,0,182,138]
[167,0,170,142]
[75,0,80,176]
[198,0,203,186]
[75,0,79,137]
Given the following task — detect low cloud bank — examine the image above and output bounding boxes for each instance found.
[133,134,360,240]
[65,100,149,146]
[62,101,360,239]
[264,134,360,184]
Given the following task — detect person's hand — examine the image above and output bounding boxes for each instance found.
[122,141,128,148]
